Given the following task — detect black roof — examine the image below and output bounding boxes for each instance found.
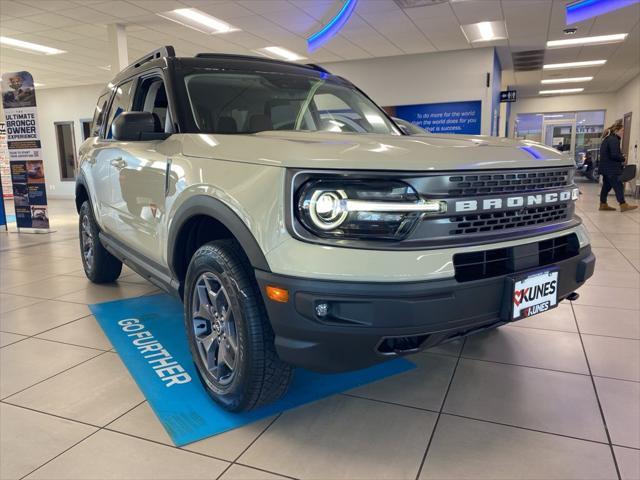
[107,46,331,88]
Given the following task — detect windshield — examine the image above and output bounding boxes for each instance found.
[183,71,400,135]
[393,117,429,135]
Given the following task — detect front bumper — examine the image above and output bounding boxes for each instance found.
[256,246,595,372]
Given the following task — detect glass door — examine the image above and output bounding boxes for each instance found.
[542,119,577,160]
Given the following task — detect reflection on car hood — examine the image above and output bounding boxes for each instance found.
[178,131,571,171]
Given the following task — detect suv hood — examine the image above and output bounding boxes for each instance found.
[179,131,571,171]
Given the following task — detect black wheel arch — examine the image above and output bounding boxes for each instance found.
[75,174,90,213]
[168,196,270,288]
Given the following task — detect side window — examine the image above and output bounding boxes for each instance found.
[91,92,111,137]
[104,79,134,139]
[133,76,171,133]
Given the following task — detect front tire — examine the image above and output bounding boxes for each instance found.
[78,201,122,283]
[184,240,293,412]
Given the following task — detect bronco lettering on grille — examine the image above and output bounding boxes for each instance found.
[455,190,575,213]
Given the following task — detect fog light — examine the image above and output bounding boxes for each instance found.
[315,302,329,317]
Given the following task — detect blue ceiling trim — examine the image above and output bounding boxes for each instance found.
[307,0,358,52]
[566,0,639,25]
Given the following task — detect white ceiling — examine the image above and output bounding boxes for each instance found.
[0,0,639,97]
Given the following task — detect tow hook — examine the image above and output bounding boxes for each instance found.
[566,292,580,301]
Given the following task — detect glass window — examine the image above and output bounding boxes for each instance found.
[55,121,77,181]
[576,110,605,159]
[80,119,92,141]
[514,114,543,142]
[183,72,399,135]
[104,80,134,139]
[133,76,170,132]
[91,92,111,138]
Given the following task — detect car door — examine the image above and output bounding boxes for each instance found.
[94,78,136,234]
[108,72,172,265]
[82,91,113,223]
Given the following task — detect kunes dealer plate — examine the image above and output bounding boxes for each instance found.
[512,270,559,320]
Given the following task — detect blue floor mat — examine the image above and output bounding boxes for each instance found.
[90,293,415,447]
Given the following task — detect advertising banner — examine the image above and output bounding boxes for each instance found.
[385,100,482,135]
[0,171,6,230]
[0,121,11,198]
[1,71,50,231]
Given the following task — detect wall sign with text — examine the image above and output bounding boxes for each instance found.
[1,71,50,231]
[385,100,482,135]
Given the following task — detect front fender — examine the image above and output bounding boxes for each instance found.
[167,195,271,274]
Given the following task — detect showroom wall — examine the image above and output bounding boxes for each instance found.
[613,74,640,165]
[21,84,102,198]
[321,48,499,136]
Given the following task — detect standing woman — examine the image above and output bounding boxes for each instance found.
[599,120,638,212]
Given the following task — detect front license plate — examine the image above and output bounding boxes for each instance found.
[512,270,559,320]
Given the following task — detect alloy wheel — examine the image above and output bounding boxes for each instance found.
[81,214,94,270]
[191,272,239,385]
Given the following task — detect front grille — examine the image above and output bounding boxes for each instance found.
[449,204,570,235]
[447,169,571,196]
[453,233,580,282]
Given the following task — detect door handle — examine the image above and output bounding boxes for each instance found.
[110,157,127,169]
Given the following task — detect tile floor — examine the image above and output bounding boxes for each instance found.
[0,181,639,480]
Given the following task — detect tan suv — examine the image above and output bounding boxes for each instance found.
[76,47,595,412]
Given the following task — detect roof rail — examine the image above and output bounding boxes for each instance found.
[125,46,175,72]
[194,53,327,73]
[306,63,330,74]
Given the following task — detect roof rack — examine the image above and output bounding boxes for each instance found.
[194,53,328,72]
[120,46,175,76]
[306,63,330,74]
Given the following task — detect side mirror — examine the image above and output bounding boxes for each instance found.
[111,111,169,141]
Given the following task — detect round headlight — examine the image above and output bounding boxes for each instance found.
[308,190,348,230]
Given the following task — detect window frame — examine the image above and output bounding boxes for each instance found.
[54,120,78,182]
[130,70,175,134]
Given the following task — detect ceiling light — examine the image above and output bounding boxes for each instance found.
[158,8,238,34]
[543,59,607,70]
[541,76,593,84]
[460,21,508,43]
[34,82,45,87]
[547,33,628,49]
[255,46,306,62]
[539,88,585,95]
[0,36,66,55]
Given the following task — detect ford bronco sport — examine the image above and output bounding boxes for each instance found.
[76,47,595,412]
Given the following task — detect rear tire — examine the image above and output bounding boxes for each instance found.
[79,201,122,283]
[184,239,293,412]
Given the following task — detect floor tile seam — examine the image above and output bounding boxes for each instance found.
[457,354,592,377]
[0,287,98,302]
[6,311,96,338]
[0,321,108,352]
[439,411,614,446]
[339,392,441,415]
[15,399,148,480]
[570,302,622,480]
[414,337,466,480]
[0,235,80,254]
[612,443,640,451]
[216,413,291,480]
[339,392,620,448]
[0,350,109,402]
[509,324,640,341]
[25,335,111,353]
[232,462,301,480]
[591,375,640,385]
